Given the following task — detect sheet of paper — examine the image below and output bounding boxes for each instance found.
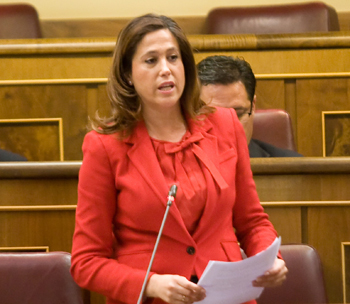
[197,237,281,304]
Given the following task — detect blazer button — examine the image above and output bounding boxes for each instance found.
[186,246,195,255]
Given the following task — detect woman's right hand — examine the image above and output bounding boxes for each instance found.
[145,274,206,303]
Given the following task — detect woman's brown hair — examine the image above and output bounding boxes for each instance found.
[91,13,213,136]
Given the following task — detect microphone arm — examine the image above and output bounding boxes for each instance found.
[136,184,178,304]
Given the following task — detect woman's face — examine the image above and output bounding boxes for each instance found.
[129,29,185,114]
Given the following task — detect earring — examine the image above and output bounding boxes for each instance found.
[128,80,132,86]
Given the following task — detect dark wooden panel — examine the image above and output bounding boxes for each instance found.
[296,78,350,156]
[263,207,302,244]
[1,210,76,252]
[0,85,89,160]
[0,119,61,161]
[0,179,77,206]
[255,173,350,202]
[307,207,350,303]
[255,80,285,109]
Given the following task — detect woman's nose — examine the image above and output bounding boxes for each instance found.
[159,59,171,76]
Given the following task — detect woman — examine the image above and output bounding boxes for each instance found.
[70,14,287,304]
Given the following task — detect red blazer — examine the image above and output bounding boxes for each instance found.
[70,107,278,304]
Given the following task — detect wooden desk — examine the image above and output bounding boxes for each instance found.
[0,157,349,303]
[253,157,350,304]
[1,32,350,159]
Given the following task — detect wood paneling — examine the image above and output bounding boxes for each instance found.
[255,80,286,109]
[1,210,76,250]
[263,207,302,244]
[296,78,350,156]
[255,173,350,201]
[307,207,350,302]
[0,118,63,161]
[0,84,89,160]
[1,33,350,158]
[339,11,350,31]
[0,179,77,206]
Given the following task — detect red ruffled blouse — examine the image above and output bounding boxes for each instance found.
[151,130,207,235]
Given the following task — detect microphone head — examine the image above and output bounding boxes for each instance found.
[169,184,178,198]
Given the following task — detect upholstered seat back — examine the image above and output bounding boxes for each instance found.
[206,1,339,35]
[0,252,87,304]
[257,244,328,304]
[252,109,297,151]
[0,3,42,39]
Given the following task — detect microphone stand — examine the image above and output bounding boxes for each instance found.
[136,185,178,304]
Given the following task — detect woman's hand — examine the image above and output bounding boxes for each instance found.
[253,258,288,288]
[145,274,206,304]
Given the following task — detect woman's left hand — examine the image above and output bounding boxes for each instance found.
[252,258,288,288]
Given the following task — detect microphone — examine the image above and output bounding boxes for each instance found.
[136,184,178,304]
[166,184,177,206]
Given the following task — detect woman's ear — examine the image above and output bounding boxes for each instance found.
[126,75,133,86]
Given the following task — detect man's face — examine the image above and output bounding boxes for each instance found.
[200,81,256,143]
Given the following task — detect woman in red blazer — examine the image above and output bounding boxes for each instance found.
[70,14,287,304]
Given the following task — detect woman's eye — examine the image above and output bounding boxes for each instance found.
[145,58,156,64]
[168,54,178,62]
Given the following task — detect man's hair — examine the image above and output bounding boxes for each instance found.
[197,55,256,102]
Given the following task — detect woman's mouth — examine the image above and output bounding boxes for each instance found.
[159,82,175,91]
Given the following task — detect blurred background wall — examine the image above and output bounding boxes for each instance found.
[1,0,349,19]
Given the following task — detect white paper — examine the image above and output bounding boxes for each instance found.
[197,237,281,304]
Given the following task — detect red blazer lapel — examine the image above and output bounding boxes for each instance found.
[125,121,168,204]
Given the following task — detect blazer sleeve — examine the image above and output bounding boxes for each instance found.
[228,110,280,257]
[70,131,150,304]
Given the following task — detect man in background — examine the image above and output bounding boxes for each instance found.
[197,55,302,157]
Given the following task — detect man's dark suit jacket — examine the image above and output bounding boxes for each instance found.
[249,139,303,158]
[0,149,27,161]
